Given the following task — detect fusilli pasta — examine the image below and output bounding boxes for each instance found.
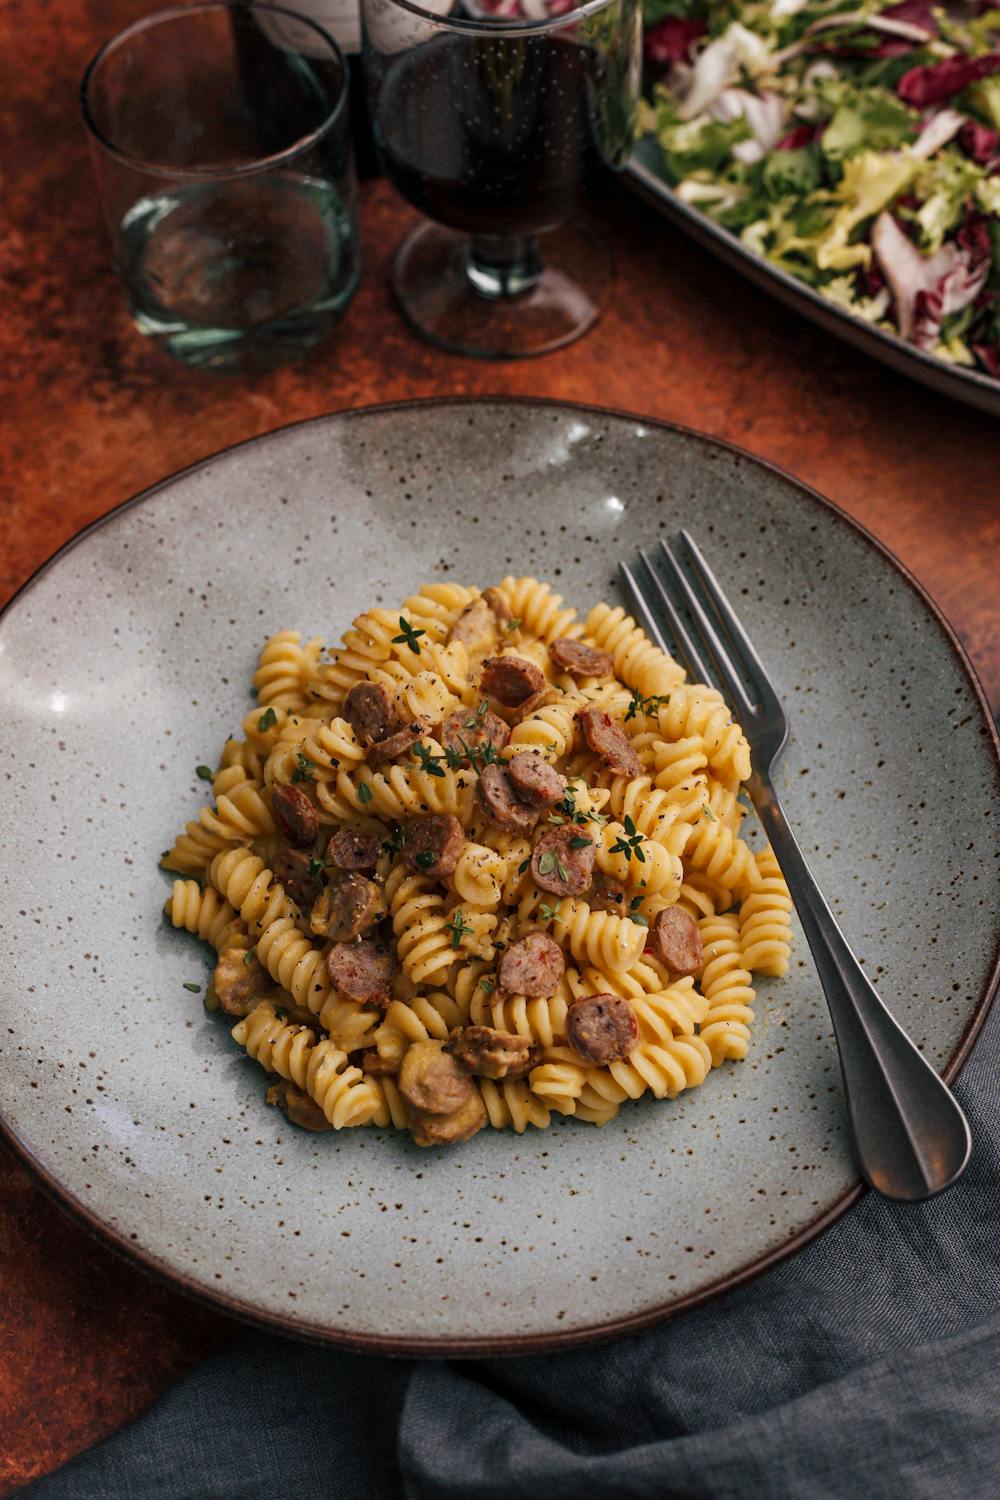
[162,576,792,1148]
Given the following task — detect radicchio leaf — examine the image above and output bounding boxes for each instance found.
[972,341,1000,377]
[873,211,991,347]
[644,17,706,69]
[897,53,1000,109]
[776,122,822,149]
[959,120,1000,163]
[881,0,938,31]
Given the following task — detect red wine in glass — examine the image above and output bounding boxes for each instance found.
[375,33,605,238]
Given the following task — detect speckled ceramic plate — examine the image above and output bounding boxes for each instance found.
[1,399,998,1355]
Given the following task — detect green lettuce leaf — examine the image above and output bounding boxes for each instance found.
[655,114,753,180]
[761,145,823,199]
[821,89,917,159]
[914,150,984,252]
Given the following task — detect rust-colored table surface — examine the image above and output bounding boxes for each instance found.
[2,0,998,1492]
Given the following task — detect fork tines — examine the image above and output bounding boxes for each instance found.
[620,534,785,755]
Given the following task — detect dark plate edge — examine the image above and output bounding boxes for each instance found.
[1,394,997,1359]
[624,150,1000,420]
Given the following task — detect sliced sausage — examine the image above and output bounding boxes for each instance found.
[367,719,427,767]
[480,655,547,708]
[476,762,539,834]
[447,1025,540,1081]
[271,782,319,847]
[326,938,394,1008]
[310,874,387,942]
[550,638,615,678]
[651,906,704,976]
[507,753,565,809]
[271,845,319,908]
[440,706,510,766]
[512,685,558,724]
[402,814,465,879]
[498,931,565,998]
[483,586,516,631]
[577,706,642,777]
[212,947,270,1018]
[266,1079,330,1132]
[409,1088,487,1146]
[328,828,380,871]
[530,824,596,897]
[566,994,638,1064]
[447,597,498,658]
[344,682,398,746]
[358,1048,398,1076]
[398,1038,472,1115]
[586,873,628,914]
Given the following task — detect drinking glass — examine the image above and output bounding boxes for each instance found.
[363,0,641,358]
[81,2,361,372]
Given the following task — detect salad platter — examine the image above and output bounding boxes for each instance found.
[629,0,1000,414]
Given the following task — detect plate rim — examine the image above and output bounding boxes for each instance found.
[2,394,998,1357]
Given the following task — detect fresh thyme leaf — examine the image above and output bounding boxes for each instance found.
[195,765,213,782]
[291,753,317,784]
[629,913,649,928]
[382,824,405,856]
[244,948,257,966]
[479,976,495,994]
[308,857,331,888]
[539,901,561,921]
[357,781,373,805]
[412,743,447,778]
[415,849,437,870]
[625,689,671,722]
[554,787,577,820]
[610,820,645,864]
[257,707,278,733]
[182,981,201,993]
[392,616,426,656]
[569,835,592,849]
[518,858,530,874]
[702,803,718,821]
[555,857,570,882]
[444,910,473,950]
[537,851,557,876]
[629,896,644,911]
[506,617,521,632]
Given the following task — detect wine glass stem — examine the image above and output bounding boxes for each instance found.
[466,234,542,300]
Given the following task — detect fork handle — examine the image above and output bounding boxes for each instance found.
[748,775,971,1201]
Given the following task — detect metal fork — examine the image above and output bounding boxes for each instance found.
[621,532,971,1202]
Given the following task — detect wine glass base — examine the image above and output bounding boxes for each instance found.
[391,220,611,360]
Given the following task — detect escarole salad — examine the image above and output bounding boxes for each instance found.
[642,0,1000,375]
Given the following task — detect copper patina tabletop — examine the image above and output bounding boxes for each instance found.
[1,0,998,1490]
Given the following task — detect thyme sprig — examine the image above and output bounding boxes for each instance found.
[392,617,426,656]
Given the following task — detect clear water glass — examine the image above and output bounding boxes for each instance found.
[363,0,641,358]
[81,2,361,373]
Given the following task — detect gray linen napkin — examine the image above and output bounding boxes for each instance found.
[20,998,1000,1500]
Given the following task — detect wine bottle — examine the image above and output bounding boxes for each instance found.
[250,0,378,177]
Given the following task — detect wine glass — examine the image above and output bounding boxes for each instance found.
[362,0,641,358]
